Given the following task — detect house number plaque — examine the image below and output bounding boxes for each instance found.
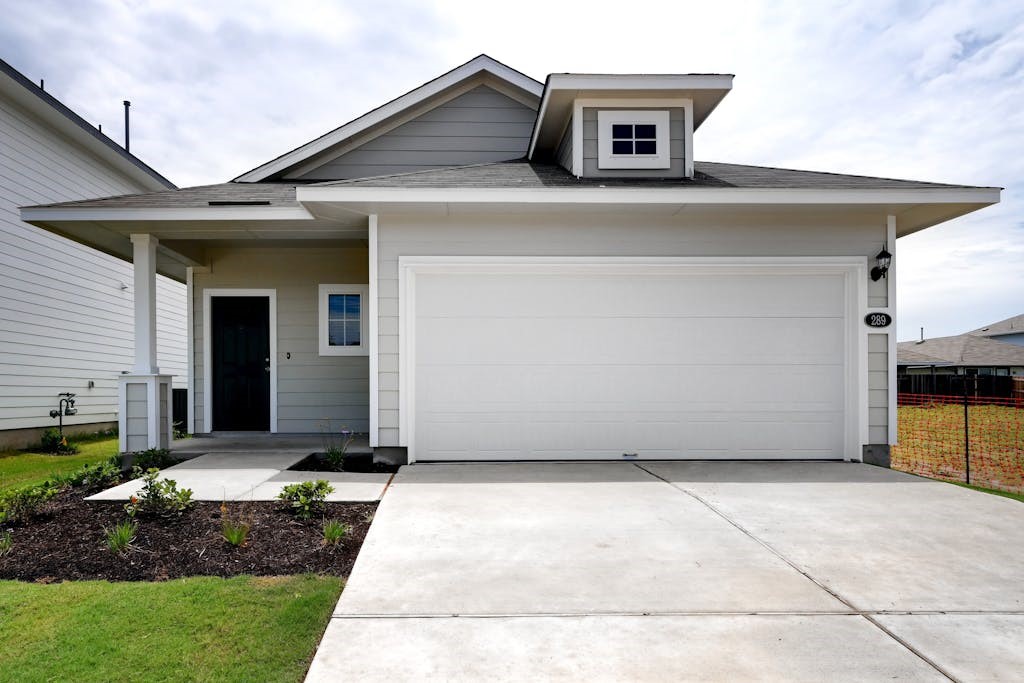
[864,313,893,328]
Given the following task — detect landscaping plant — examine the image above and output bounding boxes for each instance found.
[277,480,334,519]
[0,483,59,525]
[319,421,355,471]
[124,468,194,518]
[0,529,12,556]
[40,428,79,455]
[103,519,137,555]
[322,519,350,546]
[220,502,251,547]
[130,448,177,470]
[60,458,122,490]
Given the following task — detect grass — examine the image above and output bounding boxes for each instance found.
[0,437,119,493]
[0,574,344,683]
[950,481,1024,503]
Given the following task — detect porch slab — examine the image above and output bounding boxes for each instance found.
[165,451,310,471]
[243,471,392,502]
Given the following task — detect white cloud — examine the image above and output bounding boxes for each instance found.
[1,0,1020,338]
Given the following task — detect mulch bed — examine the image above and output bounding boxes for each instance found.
[290,453,399,474]
[0,487,376,582]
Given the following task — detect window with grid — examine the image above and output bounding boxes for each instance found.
[611,123,658,156]
[327,294,361,347]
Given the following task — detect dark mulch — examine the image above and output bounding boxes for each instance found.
[289,453,399,474]
[0,487,376,582]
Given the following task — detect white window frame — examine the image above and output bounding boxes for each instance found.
[597,109,671,170]
[319,284,369,356]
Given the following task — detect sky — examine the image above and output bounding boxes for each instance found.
[1,0,1021,341]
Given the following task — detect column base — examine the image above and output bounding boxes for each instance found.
[118,374,173,453]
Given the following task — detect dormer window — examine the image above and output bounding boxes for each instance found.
[597,110,670,170]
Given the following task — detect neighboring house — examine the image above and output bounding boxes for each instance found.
[21,55,1001,466]
[0,57,186,448]
[969,313,1024,347]
[898,330,1024,377]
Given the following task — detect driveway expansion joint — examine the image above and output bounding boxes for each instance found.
[632,462,961,683]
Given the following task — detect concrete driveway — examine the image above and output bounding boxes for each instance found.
[306,462,1024,681]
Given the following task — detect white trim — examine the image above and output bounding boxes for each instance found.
[297,185,1001,207]
[683,104,694,178]
[547,73,735,92]
[186,267,194,435]
[146,378,159,449]
[887,215,898,445]
[202,288,278,433]
[163,380,173,449]
[368,215,379,448]
[317,284,370,356]
[130,234,159,374]
[597,109,671,170]
[398,256,867,464]
[118,377,127,453]
[571,100,584,177]
[21,206,314,222]
[235,56,543,182]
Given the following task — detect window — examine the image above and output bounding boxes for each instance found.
[597,110,671,170]
[318,285,369,356]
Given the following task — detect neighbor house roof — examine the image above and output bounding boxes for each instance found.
[0,57,175,191]
[898,335,1024,367]
[969,314,1024,338]
[896,347,953,366]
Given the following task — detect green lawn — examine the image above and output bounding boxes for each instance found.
[950,481,1024,503]
[0,437,119,493]
[0,575,343,683]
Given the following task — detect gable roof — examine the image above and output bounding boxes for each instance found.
[234,55,543,183]
[969,314,1024,338]
[898,335,1024,367]
[896,347,953,366]
[0,57,175,191]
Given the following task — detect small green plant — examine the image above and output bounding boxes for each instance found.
[319,421,355,471]
[124,468,194,518]
[0,483,59,525]
[103,519,138,554]
[63,458,122,490]
[39,428,79,455]
[172,422,191,440]
[220,501,251,547]
[0,530,12,556]
[130,448,177,470]
[322,519,350,546]
[277,480,334,519]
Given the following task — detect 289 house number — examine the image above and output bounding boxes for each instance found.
[864,312,893,328]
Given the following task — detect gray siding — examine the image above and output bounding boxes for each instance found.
[555,116,573,173]
[582,107,684,178]
[296,86,537,181]
[0,88,187,434]
[193,247,369,434]
[376,211,892,448]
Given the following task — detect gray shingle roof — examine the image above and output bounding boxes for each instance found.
[898,335,1024,367]
[969,314,1024,338]
[312,159,990,190]
[26,182,300,209]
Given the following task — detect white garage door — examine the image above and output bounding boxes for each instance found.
[409,264,850,461]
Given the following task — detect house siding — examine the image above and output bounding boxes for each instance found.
[192,246,369,434]
[0,89,186,436]
[295,86,537,181]
[376,210,892,449]
[555,116,573,173]
[582,107,685,178]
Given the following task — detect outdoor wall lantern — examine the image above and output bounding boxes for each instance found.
[870,246,892,281]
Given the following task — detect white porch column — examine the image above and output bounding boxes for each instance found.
[131,233,160,374]
[118,233,172,453]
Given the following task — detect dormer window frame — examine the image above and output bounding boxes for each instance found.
[597,110,671,170]
[571,97,694,178]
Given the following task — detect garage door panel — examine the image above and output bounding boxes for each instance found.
[412,267,849,461]
[416,272,845,319]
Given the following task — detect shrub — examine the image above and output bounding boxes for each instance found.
[319,422,354,471]
[220,502,251,547]
[124,468,193,518]
[40,428,79,455]
[0,483,59,525]
[322,519,350,546]
[0,530,12,556]
[131,448,177,470]
[103,519,137,554]
[277,480,334,519]
[62,458,122,490]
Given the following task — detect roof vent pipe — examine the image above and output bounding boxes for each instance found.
[39,79,44,90]
[123,100,130,152]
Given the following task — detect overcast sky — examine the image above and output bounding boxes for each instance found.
[2,0,1021,340]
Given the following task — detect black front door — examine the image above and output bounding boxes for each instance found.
[211,296,270,431]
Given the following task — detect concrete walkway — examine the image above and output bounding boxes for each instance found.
[307,461,1024,681]
[88,449,391,502]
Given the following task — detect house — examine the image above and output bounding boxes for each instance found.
[20,55,1001,466]
[0,57,186,449]
[969,313,1024,347]
[898,331,1024,377]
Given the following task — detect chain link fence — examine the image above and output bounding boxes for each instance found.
[892,390,1024,493]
